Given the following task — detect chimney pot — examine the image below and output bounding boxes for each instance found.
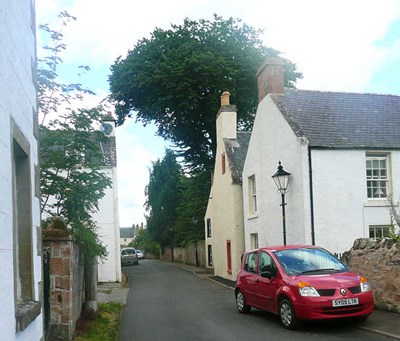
[221,91,230,106]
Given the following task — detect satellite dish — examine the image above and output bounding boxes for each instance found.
[100,122,113,135]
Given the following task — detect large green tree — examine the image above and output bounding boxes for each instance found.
[145,149,183,247]
[109,15,302,171]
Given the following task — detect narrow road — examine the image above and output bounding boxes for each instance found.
[120,260,392,341]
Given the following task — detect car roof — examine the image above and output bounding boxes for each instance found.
[247,245,322,253]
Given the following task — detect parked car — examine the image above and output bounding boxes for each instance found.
[235,245,374,329]
[136,249,144,259]
[121,247,139,266]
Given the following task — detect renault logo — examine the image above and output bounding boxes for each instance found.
[340,288,347,296]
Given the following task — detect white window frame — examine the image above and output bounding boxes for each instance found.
[369,225,390,239]
[250,233,259,249]
[248,175,257,215]
[366,154,390,199]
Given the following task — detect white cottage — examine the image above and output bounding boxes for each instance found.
[204,92,250,281]
[243,58,400,254]
[0,0,44,339]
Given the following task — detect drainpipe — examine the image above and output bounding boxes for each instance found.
[308,146,316,245]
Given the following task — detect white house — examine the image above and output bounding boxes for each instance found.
[204,92,251,281]
[242,58,400,254]
[0,0,44,339]
[120,226,136,247]
[94,118,122,283]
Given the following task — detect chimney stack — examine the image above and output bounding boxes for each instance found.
[256,57,285,102]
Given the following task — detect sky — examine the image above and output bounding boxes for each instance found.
[36,0,400,227]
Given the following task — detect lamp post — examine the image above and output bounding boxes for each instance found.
[271,161,291,246]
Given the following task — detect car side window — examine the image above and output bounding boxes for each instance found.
[258,252,276,276]
[244,252,257,273]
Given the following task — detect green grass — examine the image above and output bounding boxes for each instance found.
[74,303,124,341]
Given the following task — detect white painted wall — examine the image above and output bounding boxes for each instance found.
[95,167,122,282]
[0,0,44,339]
[243,95,400,255]
[243,96,311,250]
[312,149,398,253]
[204,107,245,281]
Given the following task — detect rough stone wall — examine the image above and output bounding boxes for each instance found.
[160,241,206,267]
[341,238,400,313]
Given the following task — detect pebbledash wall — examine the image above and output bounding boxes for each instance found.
[0,0,44,340]
[342,238,400,313]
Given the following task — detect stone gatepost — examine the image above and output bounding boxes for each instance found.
[43,217,76,340]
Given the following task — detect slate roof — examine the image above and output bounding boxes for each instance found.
[271,89,400,149]
[224,131,251,184]
[120,227,135,239]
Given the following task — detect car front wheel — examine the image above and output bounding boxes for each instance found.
[279,299,299,330]
[236,290,251,314]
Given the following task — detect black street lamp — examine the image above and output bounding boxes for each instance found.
[272,161,291,246]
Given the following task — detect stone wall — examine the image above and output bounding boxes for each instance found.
[341,238,400,313]
[161,241,206,267]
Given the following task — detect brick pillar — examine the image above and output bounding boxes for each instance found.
[43,217,75,340]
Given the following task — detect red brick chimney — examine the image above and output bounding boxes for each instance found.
[256,57,285,102]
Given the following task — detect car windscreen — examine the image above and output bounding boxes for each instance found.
[273,248,348,276]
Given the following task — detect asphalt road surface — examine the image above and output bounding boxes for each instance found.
[120,260,392,341]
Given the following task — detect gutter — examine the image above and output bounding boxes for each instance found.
[308,146,316,245]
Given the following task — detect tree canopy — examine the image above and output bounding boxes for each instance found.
[109,14,302,171]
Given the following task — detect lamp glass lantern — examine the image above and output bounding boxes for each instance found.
[272,161,291,194]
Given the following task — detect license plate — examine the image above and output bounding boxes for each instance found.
[332,298,359,307]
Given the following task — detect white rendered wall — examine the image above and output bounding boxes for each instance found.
[0,0,43,340]
[312,149,398,253]
[95,167,122,282]
[243,96,311,251]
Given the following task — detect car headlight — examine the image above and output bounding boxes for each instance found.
[298,281,320,297]
[360,277,371,292]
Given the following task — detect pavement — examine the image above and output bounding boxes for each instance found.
[98,260,400,340]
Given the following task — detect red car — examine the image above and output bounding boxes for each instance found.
[235,245,374,329]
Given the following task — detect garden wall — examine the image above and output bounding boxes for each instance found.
[161,241,206,267]
[342,238,400,313]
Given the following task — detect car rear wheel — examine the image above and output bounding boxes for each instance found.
[279,299,299,330]
[236,290,251,314]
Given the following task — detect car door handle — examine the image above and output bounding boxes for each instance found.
[255,279,259,283]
